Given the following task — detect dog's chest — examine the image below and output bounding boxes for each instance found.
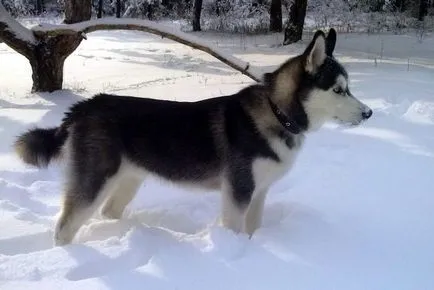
[252,134,304,192]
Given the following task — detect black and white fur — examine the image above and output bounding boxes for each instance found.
[14,28,372,246]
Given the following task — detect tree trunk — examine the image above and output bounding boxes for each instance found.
[216,0,222,16]
[161,0,175,10]
[36,0,44,14]
[97,0,103,18]
[399,0,405,12]
[192,0,203,31]
[418,0,427,20]
[28,35,82,92]
[64,0,91,24]
[30,56,64,92]
[30,0,91,92]
[269,0,282,32]
[26,0,91,92]
[147,3,154,20]
[116,0,121,18]
[29,34,82,92]
[283,0,307,45]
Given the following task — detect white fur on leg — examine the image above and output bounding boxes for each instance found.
[244,190,267,237]
[101,176,143,219]
[220,184,246,233]
[53,172,124,246]
[54,204,95,246]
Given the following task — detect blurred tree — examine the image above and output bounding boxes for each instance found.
[192,0,203,31]
[283,0,307,45]
[270,0,283,32]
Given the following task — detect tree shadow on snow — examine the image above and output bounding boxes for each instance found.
[104,48,238,77]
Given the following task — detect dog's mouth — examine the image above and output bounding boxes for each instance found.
[333,117,366,127]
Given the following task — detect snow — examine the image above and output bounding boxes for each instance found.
[1,23,434,290]
[0,5,36,44]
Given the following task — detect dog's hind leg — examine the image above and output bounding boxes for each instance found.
[244,189,267,237]
[101,173,144,219]
[53,130,122,246]
[54,174,120,246]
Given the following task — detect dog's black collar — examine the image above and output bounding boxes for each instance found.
[267,98,302,135]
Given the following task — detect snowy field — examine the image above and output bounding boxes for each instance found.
[1,22,434,290]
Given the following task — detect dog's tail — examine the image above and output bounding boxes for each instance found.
[14,125,69,168]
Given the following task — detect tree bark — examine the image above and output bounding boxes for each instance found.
[269,0,282,32]
[418,0,427,21]
[64,0,91,24]
[0,22,34,58]
[192,0,203,31]
[146,3,154,20]
[29,34,82,92]
[116,0,121,18]
[36,0,44,14]
[97,0,103,18]
[34,0,90,91]
[216,0,222,16]
[283,0,307,45]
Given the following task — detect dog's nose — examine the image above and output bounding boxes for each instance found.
[362,109,373,119]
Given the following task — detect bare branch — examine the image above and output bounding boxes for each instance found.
[33,18,263,82]
[0,3,36,57]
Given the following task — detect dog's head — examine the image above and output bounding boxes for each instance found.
[301,29,372,130]
[266,28,372,132]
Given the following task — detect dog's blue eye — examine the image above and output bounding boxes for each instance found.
[333,87,345,95]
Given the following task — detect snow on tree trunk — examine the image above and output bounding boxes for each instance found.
[0,1,91,92]
[192,0,203,31]
[270,0,282,32]
[283,0,307,45]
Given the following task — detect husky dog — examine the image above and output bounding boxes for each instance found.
[15,28,372,246]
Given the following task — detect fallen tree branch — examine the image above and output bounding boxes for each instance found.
[33,18,263,82]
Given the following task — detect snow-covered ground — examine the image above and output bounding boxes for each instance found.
[1,24,434,290]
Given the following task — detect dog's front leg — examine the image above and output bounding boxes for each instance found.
[220,186,246,233]
[244,189,267,237]
[220,169,254,234]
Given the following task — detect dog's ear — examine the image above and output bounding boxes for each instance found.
[326,28,337,57]
[303,30,327,73]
